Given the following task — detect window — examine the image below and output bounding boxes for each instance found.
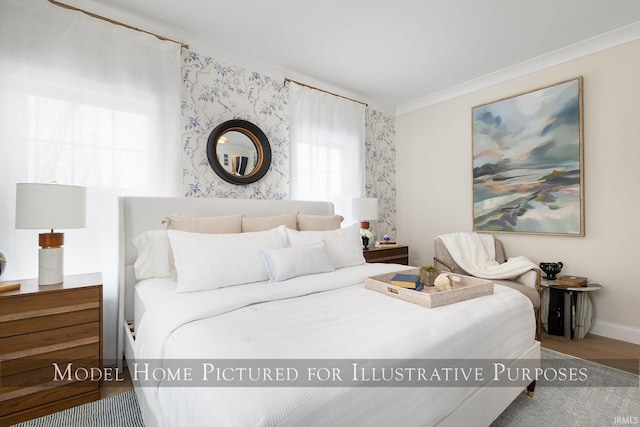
[289,83,365,219]
[0,0,181,361]
[26,94,150,188]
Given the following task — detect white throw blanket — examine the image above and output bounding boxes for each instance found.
[438,232,537,288]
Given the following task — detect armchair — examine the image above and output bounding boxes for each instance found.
[434,236,542,341]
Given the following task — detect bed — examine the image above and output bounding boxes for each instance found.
[117,196,540,427]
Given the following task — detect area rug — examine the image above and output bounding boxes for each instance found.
[12,349,639,427]
[492,348,640,427]
[12,390,143,427]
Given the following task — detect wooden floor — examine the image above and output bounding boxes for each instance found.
[541,331,640,375]
[101,367,133,399]
[101,333,639,400]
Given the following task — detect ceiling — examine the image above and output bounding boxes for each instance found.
[87,0,640,112]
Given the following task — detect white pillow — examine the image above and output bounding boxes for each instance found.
[260,241,334,282]
[132,230,171,279]
[284,224,365,269]
[167,227,288,292]
[163,214,242,280]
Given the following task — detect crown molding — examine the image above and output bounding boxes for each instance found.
[396,21,640,116]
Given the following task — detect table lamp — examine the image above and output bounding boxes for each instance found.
[352,197,378,230]
[352,198,378,250]
[15,183,87,285]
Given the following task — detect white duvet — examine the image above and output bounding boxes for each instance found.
[133,263,536,426]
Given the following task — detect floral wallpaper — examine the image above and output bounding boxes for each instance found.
[365,109,396,241]
[180,50,396,238]
[181,50,289,199]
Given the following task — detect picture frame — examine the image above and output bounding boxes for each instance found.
[472,77,584,236]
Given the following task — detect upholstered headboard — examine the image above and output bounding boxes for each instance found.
[117,196,334,362]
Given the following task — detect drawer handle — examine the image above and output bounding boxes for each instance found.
[387,287,399,294]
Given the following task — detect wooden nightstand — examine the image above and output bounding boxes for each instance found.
[363,245,409,265]
[0,273,103,425]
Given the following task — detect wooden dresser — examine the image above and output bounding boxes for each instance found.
[0,273,102,426]
[363,245,409,265]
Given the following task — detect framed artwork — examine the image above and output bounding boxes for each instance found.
[472,77,584,236]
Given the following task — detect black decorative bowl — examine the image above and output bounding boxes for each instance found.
[539,262,563,280]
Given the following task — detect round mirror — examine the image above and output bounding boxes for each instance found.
[206,120,272,185]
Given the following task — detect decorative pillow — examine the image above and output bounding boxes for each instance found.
[167,227,288,293]
[163,214,242,279]
[297,213,344,231]
[163,214,242,233]
[241,212,297,232]
[132,230,171,279]
[260,241,334,282]
[284,224,365,269]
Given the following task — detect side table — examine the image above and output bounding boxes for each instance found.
[541,278,602,340]
[0,273,103,425]
[363,245,409,265]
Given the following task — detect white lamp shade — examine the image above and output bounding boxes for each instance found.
[16,183,87,230]
[352,197,378,221]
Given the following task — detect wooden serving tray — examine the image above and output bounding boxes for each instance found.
[365,269,493,308]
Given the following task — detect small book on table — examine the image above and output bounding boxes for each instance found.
[0,281,20,293]
[390,273,422,289]
[554,275,588,287]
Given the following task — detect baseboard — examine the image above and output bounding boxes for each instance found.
[589,320,640,345]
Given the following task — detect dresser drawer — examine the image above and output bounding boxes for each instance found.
[0,307,100,339]
[0,287,100,318]
[0,380,100,417]
[0,341,100,378]
[0,322,99,357]
[0,353,99,390]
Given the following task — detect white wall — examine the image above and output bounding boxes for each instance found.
[396,39,640,344]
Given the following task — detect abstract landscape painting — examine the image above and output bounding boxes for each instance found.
[472,78,584,235]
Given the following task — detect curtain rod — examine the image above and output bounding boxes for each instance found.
[284,78,368,107]
[47,0,189,49]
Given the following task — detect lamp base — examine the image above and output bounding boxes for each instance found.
[39,232,64,248]
[39,247,63,285]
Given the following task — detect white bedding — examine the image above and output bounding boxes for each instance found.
[133,263,536,426]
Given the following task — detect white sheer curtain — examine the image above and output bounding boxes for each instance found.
[289,83,365,220]
[0,0,182,361]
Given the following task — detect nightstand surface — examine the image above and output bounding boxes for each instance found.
[0,273,103,425]
[1,272,102,295]
[363,245,409,265]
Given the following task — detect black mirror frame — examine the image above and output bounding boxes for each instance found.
[206,119,272,185]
